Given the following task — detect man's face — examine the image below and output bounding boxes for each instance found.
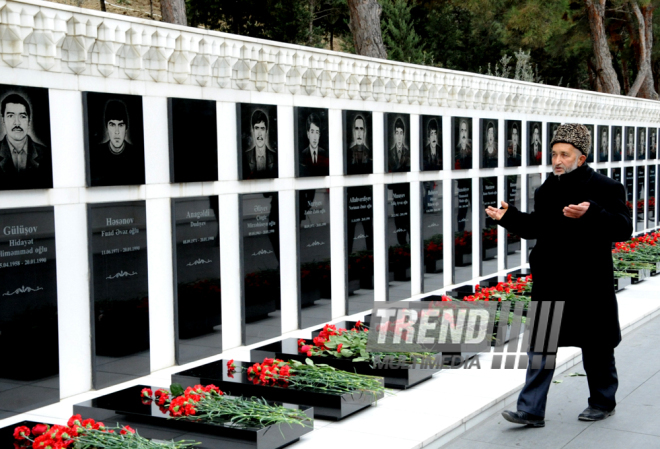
[354,118,365,145]
[107,119,126,149]
[629,132,634,145]
[601,131,608,149]
[394,126,404,148]
[3,103,29,142]
[429,129,437,147]
[307,123,320,151]
[552,143,584,176]
[533,128,540,144]
[641,131,646,145]
[616,133,621,149]
[487,127,494,145]
[512,128,519,146]
[460,121,468,145]
[252,121,267,150]
[652,133,656,147]
[552,126,558,137]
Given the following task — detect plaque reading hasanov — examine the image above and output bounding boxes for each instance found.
[172,196,221,365]
[0,206,58,418]
[88,201,149,389]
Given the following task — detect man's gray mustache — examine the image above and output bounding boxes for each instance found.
[12,127,23,132]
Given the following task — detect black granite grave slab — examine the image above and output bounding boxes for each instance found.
[597,125,609,162]
[584,124,595,163]
[648,166,656,228]
[422,181,443,293]
[625,167,634,220]
[612,167,622,183]
[624,126,636,161]
[527,173,542,253]
[83,92,145,187]
[294,107,329,177]
[453,179,472,282]
[420,116,443,171]
[346,186,374,315]
[527,122,542,166]
[637,127,647,160]
[1,420,52,447]
[241,193,280,345]
[73,385,313,449]
[611,126,623,161]
[237,104,278,181]
[298,189,331,328]
[505,120,522,167]
[480,177,498,274]
[250,338,440,389]
[649,128,658,160]
[168,98,218,183]
[0,206,59,417]
[453,117,473,170]
[505,176,522,265]
[0,85,53,191]
[637,166,645,231]
[88,201,149,389]
[385,113,411,173]
[480,118,499,168]
[172,196,221,365]
[172,359,382,421]
[628,268,650,284]
[344,110,373,175]
[547,122,561,165]
[614,276,631,292]
[387,183,411,301]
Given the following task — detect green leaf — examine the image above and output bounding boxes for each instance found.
[340,349,354,357]
[552,380,563,384]
[568,372,587,377]
[170,383,185,397]
[353,357,366,362]
[305,358,315,366]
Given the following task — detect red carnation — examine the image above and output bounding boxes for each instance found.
[31,424,49,437]
[120,426,135,435]
[141,388,153,398]
[13,426,30,440]
[227,359,236,370]
[337,343,343,353]
[67,415,82,428]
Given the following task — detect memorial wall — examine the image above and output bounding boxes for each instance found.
[0,0,658,421]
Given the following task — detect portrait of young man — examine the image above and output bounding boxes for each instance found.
[597,125,609,162]
[238,103,278,180]
[84,92,145,187]
[546,122,560,165]
[506,120,522,167]
[527,122,542,166]
[421,116,442,171]
[637,127,647,160]
[611,126,622,161]
[480,119,498,168]
[344,110,373,175]
[0,87,52,191]
[386,113,410,173]
[583,125,595,163]
[625,127,635,161]
[649,128,657,160]
[295,107,329,178]
[452,117,472,170]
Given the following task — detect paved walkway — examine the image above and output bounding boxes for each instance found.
[442,310,660,449]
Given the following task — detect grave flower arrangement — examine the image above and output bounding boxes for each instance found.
[140,384,309,429]
[13,415,198,449]
[424,235,443,261]
[243,357,386,400]
[612,237,658,275]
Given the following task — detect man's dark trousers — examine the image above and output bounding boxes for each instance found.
[517,349,618,417]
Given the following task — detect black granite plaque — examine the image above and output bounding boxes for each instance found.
[637,127,647,160]
[298,188,331,328]
[597,125,609,162]
[237,104,278,180]
[172,196,221,365]
[387,183,411,301]
[505,120,522,167]
[346,186,374,315]
[649,166,657,228]
[88,201,149,389]
[480,119,498,168]
[168,98,218,183]
[625,167,634,220]
[649,128,658,160]
[83,92,145,187]
[453,178,472,283]
[527,173,542,253]
[637,166,645,231]
[611,126,623,161]
[241,192,280,345]
[452,117,473,170]
[0,86,53,191]
[624,126,635,161]
[480,177,498,276]
[0,207,58,418]
[344,110,373,175]
[420,115,442,171]
[527,122,542,166]
[295,107,329,178]
[422,181,443,292]
[505,175,522,268]
[598,168,608,176]
[584,124,595,163]
[546,122,561,165]
[386,114,411,173]
[612,167,621,184]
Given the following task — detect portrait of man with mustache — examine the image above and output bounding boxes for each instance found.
[239,104,278,180]
[0,91,52,191]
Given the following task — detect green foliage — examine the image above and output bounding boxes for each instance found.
[381,0,425,64]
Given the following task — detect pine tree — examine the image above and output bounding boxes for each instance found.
[380,0,424,64]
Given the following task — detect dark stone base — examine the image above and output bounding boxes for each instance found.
[614,276,632,292]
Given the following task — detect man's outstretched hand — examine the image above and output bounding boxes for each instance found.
[563,202,590,219]
[486,201,509,221]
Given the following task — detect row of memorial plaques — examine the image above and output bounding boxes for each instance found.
[614,166,660,231]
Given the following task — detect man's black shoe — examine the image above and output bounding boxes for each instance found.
[501,410,545,427]
[578,406,615,421]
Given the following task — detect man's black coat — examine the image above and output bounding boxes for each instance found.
[498,164,632,349]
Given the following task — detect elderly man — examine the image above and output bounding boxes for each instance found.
[347,114,371,175]
[486,124,632,427]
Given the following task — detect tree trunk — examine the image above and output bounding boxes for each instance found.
[584,0,621,94]
[161,0,187,26]
[627,1,658,99]
[99,0,105,12]
[347,0,387,58]
[309,0,315,45]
